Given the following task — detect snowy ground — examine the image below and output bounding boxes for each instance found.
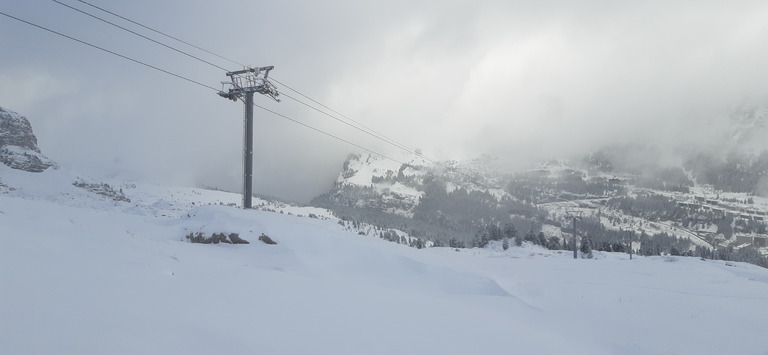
[2,166,768,354]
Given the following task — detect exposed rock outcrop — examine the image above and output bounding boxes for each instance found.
[0,106,55,172]
[185,232,249,244]
[257,233,276,244]
[72,180,131,203]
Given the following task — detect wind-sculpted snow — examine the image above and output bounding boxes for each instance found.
[2,165,768,354]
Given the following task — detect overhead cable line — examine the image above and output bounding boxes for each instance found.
[74,0,246,68]
[0,10,218,92]
[272,78,431,159]
[277,90,435,162]
[53,0,433,167]
[0,10,405,170]
[267,91,492,189]
[252,102,406,166]
[51,0,229,72]
[20,3,487,189]
[261,91,493,189]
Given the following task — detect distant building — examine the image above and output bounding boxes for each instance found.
[734,243,752,251]
[754,236,767,248]
[677,202,698,209]
[736,235,753,245]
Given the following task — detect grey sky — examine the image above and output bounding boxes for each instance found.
[2,0,768,202]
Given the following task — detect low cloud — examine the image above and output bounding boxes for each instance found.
[3,0,768,201]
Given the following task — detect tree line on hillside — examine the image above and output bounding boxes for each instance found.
[607,194,683,222]
[465,217,768,268]
[632,167,693,193]
[314,148,768,268]
[316,173,548,248]
[606,193,767,236]
[506,170,627,204]
[583,148,694,194]
[685,150,768,195]
[584,146,768,196]
[414,176,545,229]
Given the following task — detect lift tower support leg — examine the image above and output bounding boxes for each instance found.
[243,92,254,209]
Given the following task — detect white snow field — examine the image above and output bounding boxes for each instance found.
[2,165,768,355]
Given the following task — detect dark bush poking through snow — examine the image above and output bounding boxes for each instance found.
[258,233,276,245]
[229,233,249,244]
[185,232,249,244]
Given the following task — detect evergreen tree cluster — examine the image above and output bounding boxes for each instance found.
[685,150,768,195]
[632,167,693,193]
[607,194,685,222]
[471,222,558,250]
[582,148,693,193]
[506,171,627,204]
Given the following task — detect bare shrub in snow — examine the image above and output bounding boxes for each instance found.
[258,233,276,245]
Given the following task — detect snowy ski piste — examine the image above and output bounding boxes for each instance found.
[2,164,768,355]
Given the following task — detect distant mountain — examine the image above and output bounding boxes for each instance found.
[312,145,768,267]
[0,106,55,172]
[311,152,428,218]
[311,152,543,245]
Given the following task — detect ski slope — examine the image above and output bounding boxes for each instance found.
[2,166,768,355]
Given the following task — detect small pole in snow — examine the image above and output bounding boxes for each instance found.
[629,231,633,260]
[566,210,582,259]
[573,216,577,259]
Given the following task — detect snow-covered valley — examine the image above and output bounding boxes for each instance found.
[2,164,768,355]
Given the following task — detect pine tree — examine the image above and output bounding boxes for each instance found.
[580,237,593,259]
[548,237,561,250]
[538,232,548,248]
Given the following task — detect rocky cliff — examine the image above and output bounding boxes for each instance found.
[0,106,55,172]
[310,152,525,243]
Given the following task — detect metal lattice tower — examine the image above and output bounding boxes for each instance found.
[218,66,279,208]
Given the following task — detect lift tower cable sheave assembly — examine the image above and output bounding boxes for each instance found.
[218,66,280,209]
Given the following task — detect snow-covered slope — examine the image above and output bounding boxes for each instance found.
[2,164,768,354]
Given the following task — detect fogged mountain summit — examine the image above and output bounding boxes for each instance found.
[312,107,768,266]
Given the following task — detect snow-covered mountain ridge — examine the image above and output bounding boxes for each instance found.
[313,148,768,265]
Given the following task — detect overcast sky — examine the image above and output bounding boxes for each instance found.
[3,0,768,202]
